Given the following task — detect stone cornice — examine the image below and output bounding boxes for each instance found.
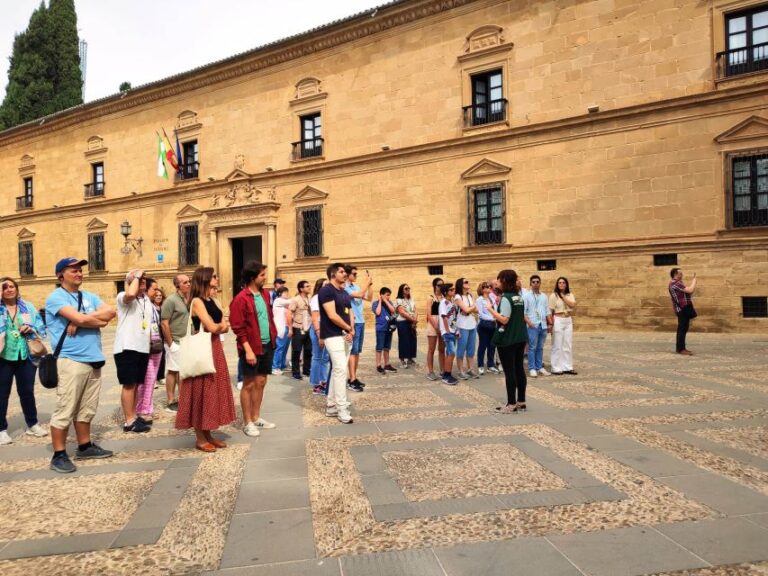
[0,0,474,148]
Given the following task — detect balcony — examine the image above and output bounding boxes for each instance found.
[84,181,105,198]
[175,161,199,182]
[291,138,324,161]
[15,195,33,210]
[716,42,768,79]
[463,98,507,128]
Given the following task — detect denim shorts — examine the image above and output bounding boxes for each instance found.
[442,333,457,356]
[350,323,365,355]
[375,330,393,352]
[456,327,477,359]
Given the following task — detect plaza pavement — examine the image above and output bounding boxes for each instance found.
[0,327,767,576]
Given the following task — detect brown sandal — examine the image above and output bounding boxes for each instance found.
[196,442,217,453]
[209,438,227,448]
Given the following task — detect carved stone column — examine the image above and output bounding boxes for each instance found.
[267,223,277,284]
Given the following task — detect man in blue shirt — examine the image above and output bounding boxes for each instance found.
[344,265,372,392]
[522,274,551,378]
[46,257,116,473]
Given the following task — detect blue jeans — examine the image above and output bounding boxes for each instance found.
[272,326,290,370]
[0,358,38,431]
[527,325,547,371]
[456,327,477,359]
[309,329,330,387]
[442,333,457,357]
[477,320,496,368]
[350,323,365,355]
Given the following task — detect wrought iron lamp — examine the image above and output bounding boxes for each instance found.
[120,220,143,256]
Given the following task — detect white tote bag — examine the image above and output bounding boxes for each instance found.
[178,313,216,380]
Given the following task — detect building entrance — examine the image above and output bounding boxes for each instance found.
[230,236,262,298]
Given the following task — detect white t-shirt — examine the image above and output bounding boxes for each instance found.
[272,296,291,335]
[113,292,152,354]
[310,294,320,313]
[439,298,458,336]
[454,294,477,330]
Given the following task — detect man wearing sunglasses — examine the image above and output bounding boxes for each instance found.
[523,275,551,378]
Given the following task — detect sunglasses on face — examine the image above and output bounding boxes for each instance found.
[531,280,541,284]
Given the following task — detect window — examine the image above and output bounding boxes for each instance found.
[88,232,106,272]
[742,296,768,317]
[469,184,505,245]
[731,152,768,228]
[114,280,125,295]
[16,177,33,210]
[464,69,506,127]
[18,241,33,277]
[653,254,678,266]
[296,206,323,257]
[428,265,444,276]
[537,259,557,271]
[293,113,323,160]
[722,6,768,77]
[85,162,105,197]
[178,222,199,267]
[180,140,199,179]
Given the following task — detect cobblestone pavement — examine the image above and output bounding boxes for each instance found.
[1,329,767,575]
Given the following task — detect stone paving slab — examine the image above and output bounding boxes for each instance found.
[0,330,766,575]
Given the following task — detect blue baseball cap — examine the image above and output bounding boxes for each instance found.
[55,257,88,275]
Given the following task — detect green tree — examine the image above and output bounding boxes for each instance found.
[119,81,131,91]
[0,0,82,130]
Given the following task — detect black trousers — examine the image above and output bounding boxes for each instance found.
[676,311,690,352]
[0,358,38,430]
[291,330,312,376]
[498,342,527,405]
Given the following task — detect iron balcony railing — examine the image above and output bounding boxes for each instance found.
[84,181,105,197]
[463,98,507,127]
[175,161,200,182]
[716,42,768,79]
[15,195,33,210]
[291,137,324,160]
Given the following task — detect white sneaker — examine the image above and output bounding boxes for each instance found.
[236,381,243,391]
[478,367,485,375]
[0,430,12,445]
[272,368,283,375]
[325,406,338,417]
[243,422,260,437]
[538,368,550,376]
[337,410,353,424]
[457,371,469,380]
[529,369,538,378]
[255,418,276,429]
[488,366,500,374]
[26,424,47,437]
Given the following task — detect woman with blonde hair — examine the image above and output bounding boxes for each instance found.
[175,267,236,452]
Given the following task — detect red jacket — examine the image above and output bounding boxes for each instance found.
[229,287,277,356]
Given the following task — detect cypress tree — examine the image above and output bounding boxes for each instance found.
[0,0,83,130]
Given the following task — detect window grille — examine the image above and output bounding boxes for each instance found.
[468,184,505,245]
[179,222,199,267]
[18,241,33,277]
[653,254,678,266]
[742,296,768,318]
[428,265,444,275]
[297,206,323,257]
[728,152,768,228]
[88,232,106,271]
[537,259,557,271]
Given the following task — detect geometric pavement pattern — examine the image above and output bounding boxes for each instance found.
[0,328,766,575]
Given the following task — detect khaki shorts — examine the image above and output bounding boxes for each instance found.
[50,358,102,430]
[164,342,180,372]
[426,323,438,337]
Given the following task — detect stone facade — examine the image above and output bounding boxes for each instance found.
[0,0,767,332]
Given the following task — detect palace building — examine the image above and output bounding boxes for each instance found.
[1,0,767,331]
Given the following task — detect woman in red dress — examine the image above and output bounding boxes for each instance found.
[175,266,236,452]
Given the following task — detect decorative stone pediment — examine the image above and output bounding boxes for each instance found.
[87,135,104,150]
[177,110,198,128]
[459,25,513,61]
[292,185,328,204]
[211,181,276,208]
[19,154,35,174]
[224,169,250,183]
[205,202,280,229]
[714,116,768,144]
[86,217,108,230]
[295,77,322,99]
[177,204,203,219]
[17,227,35,239]
[461,158,512,180]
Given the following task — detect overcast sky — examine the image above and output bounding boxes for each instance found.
[0,0,384,103]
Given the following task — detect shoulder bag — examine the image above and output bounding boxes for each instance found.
[178,308,216,380]
[39,291,82,389]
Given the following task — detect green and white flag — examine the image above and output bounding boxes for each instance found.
[157,133,168,179]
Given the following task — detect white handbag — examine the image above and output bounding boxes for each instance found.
[178,314,216,380]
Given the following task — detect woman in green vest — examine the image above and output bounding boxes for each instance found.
[488,269,528,414]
